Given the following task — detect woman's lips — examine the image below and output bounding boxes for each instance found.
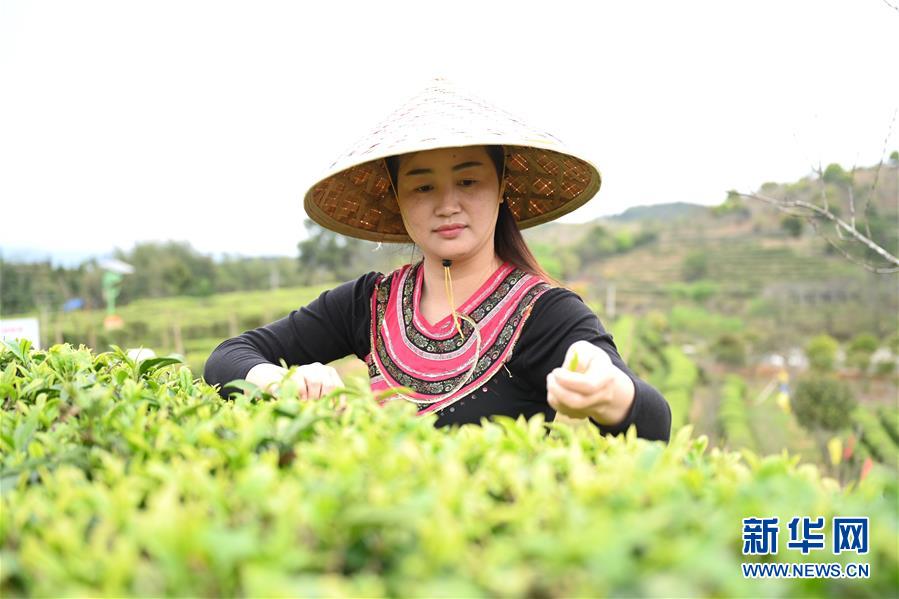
[434,224,466,239]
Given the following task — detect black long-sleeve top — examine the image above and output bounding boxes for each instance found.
[203,272,672,442]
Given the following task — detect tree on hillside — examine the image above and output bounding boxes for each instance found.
[0,258,102,315]
[573,224,657,264]
[822,163,853,186]
[215,256,307,293]
[711,190,751,219]
[113,242,217,301]
[574,224,618,261]
[738,156,899,274]
[780,215,803,238]
[297,219,368,284]
[682,251,709,282]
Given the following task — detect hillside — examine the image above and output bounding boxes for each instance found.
[525,162,898,346]
[5,161,896,355]
[607,201,709,223]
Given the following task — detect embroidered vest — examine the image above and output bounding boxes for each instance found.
[366,260,551,414]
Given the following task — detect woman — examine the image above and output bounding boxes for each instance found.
[204,79,671,442]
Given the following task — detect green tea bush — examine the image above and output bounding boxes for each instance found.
[805,335,840,373]
[878,406,899,446]
[847,333,879,355]
[611,315,662,377]
[886,332,899,355]
[792,376,856,433]
[611,315,698,432]
[657,346,698,431]
[1,342,896,597]
[669,305,743,338]
[873,357,897,377]
[46,284,332,360]
[854,408,899,467]
[718,375,754,450]
[847,333,879,373]
[711,333,747,367]
[666,280,719,303]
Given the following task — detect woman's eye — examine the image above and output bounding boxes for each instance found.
[459,179,477,187]
[415,185,433,193]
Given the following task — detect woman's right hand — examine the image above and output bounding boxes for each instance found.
[246,362,345,400]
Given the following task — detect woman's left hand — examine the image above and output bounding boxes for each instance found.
[546,340,635,426]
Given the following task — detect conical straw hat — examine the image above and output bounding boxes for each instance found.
[303,78,601,243]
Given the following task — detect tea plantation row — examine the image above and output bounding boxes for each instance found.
[1,341,896,597]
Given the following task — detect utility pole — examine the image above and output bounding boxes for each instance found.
[605,282,617,320]
[270,264,280,291]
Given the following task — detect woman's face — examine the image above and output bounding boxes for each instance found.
[394,145,502,263]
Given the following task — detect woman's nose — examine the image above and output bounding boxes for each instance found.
[434,186,461,215]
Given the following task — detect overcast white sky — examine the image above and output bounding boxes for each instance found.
[1,0,897,265]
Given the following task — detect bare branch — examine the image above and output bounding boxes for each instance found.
[866,108,897,240]
[738,191,899,273]
[806,216,899,274]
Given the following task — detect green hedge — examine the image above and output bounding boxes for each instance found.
[1,341,896,597]
[854,407,899,467]
[718,375,755,451]
[658,346,698,431]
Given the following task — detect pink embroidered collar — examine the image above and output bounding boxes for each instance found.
[367,260,551,413]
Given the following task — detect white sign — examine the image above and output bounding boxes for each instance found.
[0,318,41,350]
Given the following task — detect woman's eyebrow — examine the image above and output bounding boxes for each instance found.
[404,161,485,176]
[452,161,484,172]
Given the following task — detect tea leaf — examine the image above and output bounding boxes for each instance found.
[138,356,184,379]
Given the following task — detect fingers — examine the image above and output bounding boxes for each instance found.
[325,369,345,396]
[289,370,310,400]
[547,371,592,412]
[316,366,344,397]
[300,363,323,399]
[550,367,613,395]
[308,364,326,399]
[289,363,344,400]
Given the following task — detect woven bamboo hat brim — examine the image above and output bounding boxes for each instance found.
[303,78,601,243]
